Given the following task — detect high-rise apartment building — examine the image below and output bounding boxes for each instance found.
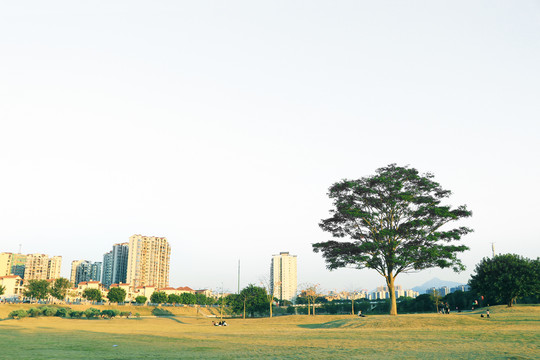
[71,260,102,286]
[70,260,86,284]
[126,234,170,288]
[270,252,297,301]
[102,251,113,287]
[101,242,129,288]
[0,253,27,278]
[23,254,62,280]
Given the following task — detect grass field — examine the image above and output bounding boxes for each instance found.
[0,305,538,359]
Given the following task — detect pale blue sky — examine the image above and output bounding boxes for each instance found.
[1,1,539,293]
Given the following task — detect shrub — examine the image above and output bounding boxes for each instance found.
[135,312,141,318]
[42,306,57,317]
[69,310,84,318]
[8,309,28,319]
[55,307,70,317]
[101,309,120,318]
[27,307,42,317]
[120,311,131,318]
[84,307,101,319]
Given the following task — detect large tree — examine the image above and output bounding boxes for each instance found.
[24,279,50,300]
[313,164,472,315]
[469,254,540,307]
[50,278,72,300]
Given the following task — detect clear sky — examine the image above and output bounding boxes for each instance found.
[1,1,539,293]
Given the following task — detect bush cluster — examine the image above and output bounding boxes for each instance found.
[7,306,135,320]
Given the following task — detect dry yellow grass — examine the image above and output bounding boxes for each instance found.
[0,305,538,359]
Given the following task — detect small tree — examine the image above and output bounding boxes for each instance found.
[314,164,473,315]
[230,284,268,318]
[50,278,72,301]
[83,288,102,302]
[0,285,5,296]
[301,284,322,315]
[167,294,181,304]
[179,292,197,305]
[430,289,442,312]
[107,287,127,303]
[260,276,278,318]
[24,279,50,300]
[469,254,540,307]
[135,295,147,304]
[150,291,167,304]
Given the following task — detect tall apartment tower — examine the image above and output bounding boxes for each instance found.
[270,252,297,301]
[70,260,86,284]
[102,251,113,287]
[101,243,129,288]
[126,234,170,288]
[23,254,62,280]
[71,260,102,286]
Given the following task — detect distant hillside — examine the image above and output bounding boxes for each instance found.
[412,278,464,293]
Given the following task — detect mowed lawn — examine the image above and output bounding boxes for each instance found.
[0,305,538,359]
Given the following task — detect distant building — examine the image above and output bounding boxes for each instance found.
[102,251,113,288]
[370,285,418,300]
[0,275,25,299]
[270,252,297,301]
[450,285,470,293]
[71,260,102,286]
[126,235,170,288]
[23,254,62,280]
[0,253,27,278]
[102,242,129,288]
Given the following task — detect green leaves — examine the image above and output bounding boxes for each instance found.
[314,164,473,277]
[24,280,50,300]
[469,254,540,306]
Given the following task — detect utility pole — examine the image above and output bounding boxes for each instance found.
[491,243,495,258]
[237,259,240,294]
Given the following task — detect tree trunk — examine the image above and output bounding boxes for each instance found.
[308,299,311,315]
[352,299,354,315]
[269,301,273,318]
[243,299,246,319]
[387,273,397,316]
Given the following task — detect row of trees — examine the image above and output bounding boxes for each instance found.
[19,279,216,306]
[149,291,215,305]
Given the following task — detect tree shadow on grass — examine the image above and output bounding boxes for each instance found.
[166,317,186,324]
[152,308,174,317]
[298,319,358,329]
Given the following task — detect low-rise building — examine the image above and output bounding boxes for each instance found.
[0,275,25,299]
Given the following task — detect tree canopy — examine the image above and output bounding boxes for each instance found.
[229,284,269,318]
[135,295,147,304]
[107,287,127,303]
[50,278,72,300]
[24,279,50,299]
[150,291,168,304]
[469,254,540,307]
[313,164,472,315]
[83,288,102,302]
